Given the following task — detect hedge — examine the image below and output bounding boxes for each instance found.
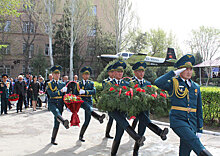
[196,78,220,86]
[94,82,220,126]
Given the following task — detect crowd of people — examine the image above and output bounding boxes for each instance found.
[0,72,79,114]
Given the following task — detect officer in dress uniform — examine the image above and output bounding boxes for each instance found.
[46,65,69,145]
[130,61,169,156]
[102,65,115,139]
[0,74,12,114]
[154,54,212,156]
[78,66,105,142]
[107,61,145,156]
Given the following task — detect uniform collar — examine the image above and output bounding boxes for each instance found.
[134,76,144,84]
[113,78,122,84]
[108,77,113,81]
[82,79,88,85]
[180,77,191,87]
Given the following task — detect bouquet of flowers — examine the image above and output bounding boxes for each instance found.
[97,80,168,117]
[63,94,84,126]
[8,94,19,105]
[38,91,46,101]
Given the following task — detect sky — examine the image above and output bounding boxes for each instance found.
[133,0,220,57]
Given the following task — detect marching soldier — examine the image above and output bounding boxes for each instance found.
[130,61,169,155]
[0,74,12,114]
[46,65,69,145]
[107,61,145,156]
[154,54,213,156]
[102,65,115,139]
[78,66,105,142]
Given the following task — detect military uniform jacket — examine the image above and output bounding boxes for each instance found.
[102,77,112,89]
[108,78,129,87]
[79,80,96,103]
[0,81,12,99]
[129,77,151,88]
[46,80,65,102]
[154,71,203,133]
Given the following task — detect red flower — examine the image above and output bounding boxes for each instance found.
[134,84,139,88]
[77,96,81,100]
[151,94,157,98]
[0,91,2,93]
[125,91,131,96]
[109,87,115,91]
[141,89,146,92]
[115,84,119,86]
[130,88,133,99]
[136,88,142,92]
[147,85,152,88]
[122,86,127,90]
[119,88,122,96]
[160,93,167,98]
[161,89,165,92]
[129,116,136,120]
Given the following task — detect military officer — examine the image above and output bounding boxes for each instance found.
[107,61,145,156]
[46,65,69,145]
[129,61,169,155]
[0,74,12,114]
[154,54,212,156]
[78,66,105,142]
[102,65,115,139]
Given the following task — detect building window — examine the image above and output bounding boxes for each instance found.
[45,44,49,56]
[87,26,96,37]
[22,65,33,73]
[22,21,34,33]
[0,44,10,54]
[0,65,11,75]
[23,43,34,58]
[89,5,97,16]
[0,20,11,32]
[87,47,95,56]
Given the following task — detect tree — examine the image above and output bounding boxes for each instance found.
[18,1,39,74]
[63,0,93,80]
[31,52,49,77]
[42,0,60,67]
[187,26,220,86]
[0,0,23,17]
[87,20,116,75]
[102,0,138,53]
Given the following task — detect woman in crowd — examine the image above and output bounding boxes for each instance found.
[29,76,40,111]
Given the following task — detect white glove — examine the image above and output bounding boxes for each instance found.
[174,68,186,76]
[79,89,85,95]
[67,108,71,112]
[61,87,67,92]
[196,133,202,139]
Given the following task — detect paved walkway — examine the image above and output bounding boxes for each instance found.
[0,106,219,156]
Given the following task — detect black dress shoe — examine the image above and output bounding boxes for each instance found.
[79,136,85,142]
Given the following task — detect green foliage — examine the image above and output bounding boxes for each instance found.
[200,87,220,126]
[31,53,49,77]
[0,0,23,17]
[97,84,168,116]
[196,78,220,86]
[97,58,134,83]
[144,68,157,83]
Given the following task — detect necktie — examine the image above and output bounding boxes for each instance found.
[118,80,120,85]
[140,81,143,86]
[185,80,189,89]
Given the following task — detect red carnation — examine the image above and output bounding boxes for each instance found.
[134,84,139,88]
[122,86,127,90]
[161,89,165,92]
[141,89,146,92]
[109,87,115,91]
[125,91,131,96]
[136,88,142,92]
[119,88,122,96]
[147,85,152,88]
[160,93,167,99]
[151,94,157,98]
[115,84,119,86]
[0,91,2,93]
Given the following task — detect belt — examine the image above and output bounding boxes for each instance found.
[79,95,92,97]
[171,106,197,113]
[50,96,62,99]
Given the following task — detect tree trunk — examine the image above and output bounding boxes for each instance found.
[69,0,75,81]
[48,0,54,67]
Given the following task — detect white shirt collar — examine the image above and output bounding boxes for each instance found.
[134,76,144,83]
[83,79,87,85]
[180,77,191,87]
[108,77,113,81]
